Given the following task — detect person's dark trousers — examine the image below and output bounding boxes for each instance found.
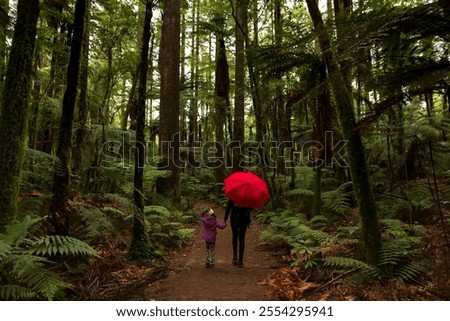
[231,223,247,267]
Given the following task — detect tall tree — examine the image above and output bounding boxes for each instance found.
[156,0,181,201]
[0,0,40,231]
[188,0,200,147]
[306,0,382,265]
[121,2,146,131]
[214,35,230,186]
[233,0,247,171]
[46,0,69,99]
[0,0,8,92]
[128,0,154,260]
[73,0,91,176]
[49,0,86,234]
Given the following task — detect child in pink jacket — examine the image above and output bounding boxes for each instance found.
[200,207,227,268]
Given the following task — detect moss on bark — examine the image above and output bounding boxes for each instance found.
[0,0,40,231]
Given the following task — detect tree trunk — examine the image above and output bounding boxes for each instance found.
[128,0,153,260]
[333,0,353,91]
[233,0,246,171]
[0,0,40,230]
[188,0,199,147]
[306,0,382,265]
[0,0,8,94]
[49,0,86,235]
[46,0,68,99]
[123,2,146,131]
[214,37,229,186]
[73,0,91,176]
[156,0,181,201]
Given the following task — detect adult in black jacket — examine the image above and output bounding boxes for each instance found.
[224,199,251,267]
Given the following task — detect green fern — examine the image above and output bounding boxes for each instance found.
[144,205,195,253]
[73,205,121,241]
[394,260,430,283]
[322,190,352,214]
[0,242,12,259]
[0,285,38,301]
[0,217,99,300]
[324,256,381,278]
[26,235,100,257]
[285,188,314,197]
[309,215,329,228]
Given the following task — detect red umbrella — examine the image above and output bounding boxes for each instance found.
[224,171,269,208]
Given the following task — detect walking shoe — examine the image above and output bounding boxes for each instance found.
[236,260,243,268]
[232,257,238,265]
[206,263,211,268]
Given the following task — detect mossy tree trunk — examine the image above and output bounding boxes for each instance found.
[306,0,382,265]
[49,0,86,235]
[156,0,181,202]
[0,0,40,231]
[73,0,91,178]
[128,0,154,260]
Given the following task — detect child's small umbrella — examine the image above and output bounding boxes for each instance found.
[224,171,269,208]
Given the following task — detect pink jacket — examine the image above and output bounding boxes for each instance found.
[200,212,227,243]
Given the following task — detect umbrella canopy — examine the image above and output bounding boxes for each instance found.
[224,171,269,208]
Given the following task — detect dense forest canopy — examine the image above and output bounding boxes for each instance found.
[0,0,449,301]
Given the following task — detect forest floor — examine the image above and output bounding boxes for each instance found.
[66,201,450,301]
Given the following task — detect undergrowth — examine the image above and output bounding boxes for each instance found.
[259,209,432,287]
[0,216,99,300]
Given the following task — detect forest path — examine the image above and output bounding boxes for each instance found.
[144,201,279,300]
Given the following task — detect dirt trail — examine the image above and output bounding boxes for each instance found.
[144,202,279,301]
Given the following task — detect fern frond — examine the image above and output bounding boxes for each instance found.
[26,236,100,258]
[309,215,329,228]
[0,285,38,300]
[0,241,12,260]
[144,205,172,217]
[285,188,314,197]
[322,190,352,214]
[324,256,381,277]
[290,225,332,245]
[0,215,41,246]
[394,260,430,283]
[19,266,64,300]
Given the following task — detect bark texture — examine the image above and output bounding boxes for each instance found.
[0,0,40,230]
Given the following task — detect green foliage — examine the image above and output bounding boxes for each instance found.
[321,189,352,215]
[260,208,430,284]
[26,235,100,258]
[69,194,133,244]
[144,205,195,256]
[324,256,381,278]
[260,209,333,269]
[0,217,99,300]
